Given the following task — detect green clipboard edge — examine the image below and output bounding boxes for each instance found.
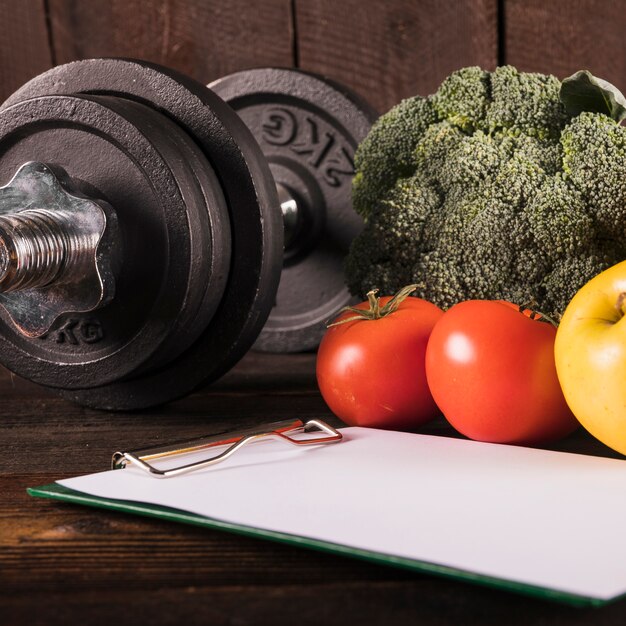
[28,482,617,608]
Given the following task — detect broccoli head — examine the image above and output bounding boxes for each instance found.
[346,65,626,318]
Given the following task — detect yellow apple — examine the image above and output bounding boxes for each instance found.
[555,261,626,455]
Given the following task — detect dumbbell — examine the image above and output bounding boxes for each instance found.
[0,58,376,410]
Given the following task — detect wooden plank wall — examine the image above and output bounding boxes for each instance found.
[504,0,626,91]
[296,0,497,112]
[47,0,294,85]
[0,1,624,114]
[0,0,51,99]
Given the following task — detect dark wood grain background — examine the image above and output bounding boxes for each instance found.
[3,0,624,114]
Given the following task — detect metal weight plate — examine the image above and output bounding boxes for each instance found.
[0,93,230,389]
[210,68,378,352]
[3,59,282,409]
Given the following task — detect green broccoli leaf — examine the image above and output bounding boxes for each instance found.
[560,70,626,123]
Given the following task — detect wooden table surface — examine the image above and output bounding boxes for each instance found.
[2,350,626,625]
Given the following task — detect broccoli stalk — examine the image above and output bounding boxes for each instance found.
[346,65,626,318]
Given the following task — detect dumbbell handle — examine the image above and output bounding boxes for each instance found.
[0,165,297,337]
[276,183,299,249]
[0,162,113,337]
[0,208,83,291]
[0,183,296,296]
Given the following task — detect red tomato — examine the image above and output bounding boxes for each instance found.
[316,295,444,430]
[425,300,578,445]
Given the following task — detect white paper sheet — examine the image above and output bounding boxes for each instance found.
[59,427,626,601]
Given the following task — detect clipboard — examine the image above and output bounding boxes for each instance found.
[28,421,626,608]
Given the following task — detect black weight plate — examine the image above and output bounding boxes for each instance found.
[97,94,233,374]
[3,59,282,409]
[211,68,377,353]
[0,93,229,389]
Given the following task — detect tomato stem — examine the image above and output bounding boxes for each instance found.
[367,289,381,319]
[537,312,559,328]
[518,301,559,328]
[327,284,419,327]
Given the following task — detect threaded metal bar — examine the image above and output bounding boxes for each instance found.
[0,209,74,292]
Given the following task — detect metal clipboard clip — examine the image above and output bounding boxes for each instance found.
[111,419,342,479]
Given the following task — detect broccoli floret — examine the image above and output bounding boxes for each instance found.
[431,66,490,132]
[486,66,569,139]
[541,255,616,315]
[346,65,626,318]
[527,175,593,258]
[345,171,440,293]
[562,112,626,237]
[352,96,437,218]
